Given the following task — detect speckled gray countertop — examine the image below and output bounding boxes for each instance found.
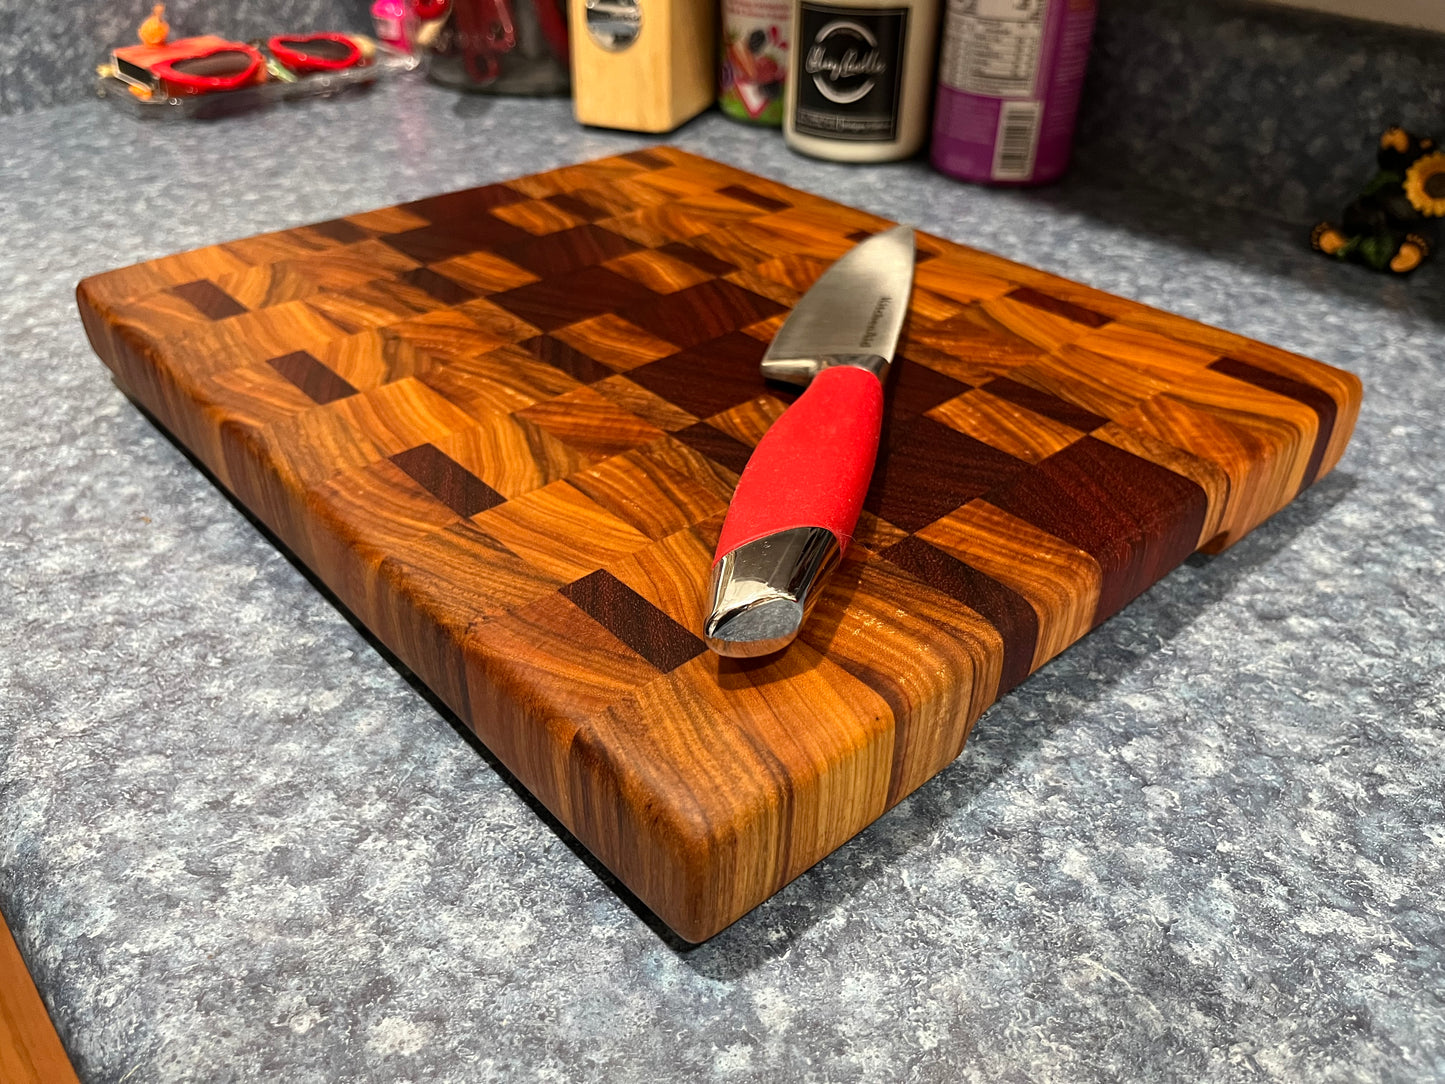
[3,79,1443,1083]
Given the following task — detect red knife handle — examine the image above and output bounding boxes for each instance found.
[713,364,884,562]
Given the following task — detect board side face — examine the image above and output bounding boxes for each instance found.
[77,147,1362,941]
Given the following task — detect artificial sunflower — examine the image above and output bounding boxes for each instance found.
[1315,126,1442,274]
[1404,151,1445,217]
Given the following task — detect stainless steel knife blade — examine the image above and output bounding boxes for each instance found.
[759,224,916,388]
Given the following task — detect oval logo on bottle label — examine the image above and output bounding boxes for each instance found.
[805,21,888,104]
[793,3,909,142]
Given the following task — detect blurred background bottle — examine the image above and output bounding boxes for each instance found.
[931,0,1097,185]
[783,0,940,162]
[719,0,790,125]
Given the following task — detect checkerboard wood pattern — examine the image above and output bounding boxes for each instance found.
[77,148,1362,941]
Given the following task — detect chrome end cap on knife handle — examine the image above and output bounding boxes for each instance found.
[702,526,841,658]
[703,226,916,658]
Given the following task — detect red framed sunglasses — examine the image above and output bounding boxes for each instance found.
[267,33,366,76]
[151,43,267,96]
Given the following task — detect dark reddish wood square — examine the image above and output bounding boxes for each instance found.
[489,265,658,332]
[172,280,246,320]
[656,242,737,277]
[1007,286,1111,330]
[520,336,612,383]
[887,360,971,423]
[716,184,790,214]
[398,267,479,306]
[380,215,533,264]
[391,443,506,518]
[1211,356,1336,488]
[672,422,754,476]
[620,149,669,169]
[397,183,528,224]
[621,280,786,350]
[545,193,610,222]
[867,415,1029,532]
[880,537,1037,694]
[501,224,643,278]
[309,218,370,245]
[985,437,1207,623]
[981,375,1109,432]
[627,332,776,420]
[561,569,707,673]
[267,350,358,405]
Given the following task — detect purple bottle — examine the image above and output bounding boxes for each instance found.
[930,0,1098,186]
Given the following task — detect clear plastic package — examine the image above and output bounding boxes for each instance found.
[96,42,420,120]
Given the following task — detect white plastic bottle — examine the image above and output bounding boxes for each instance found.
[783,0,941,162]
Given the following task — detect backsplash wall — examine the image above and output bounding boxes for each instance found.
[1,0,1441,226]
[1074,0,1445,222]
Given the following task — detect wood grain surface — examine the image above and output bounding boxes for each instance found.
[77,148,1363,941]
[0,910,79,1084]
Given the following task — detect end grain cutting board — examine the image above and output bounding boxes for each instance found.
[77,148,1362,941]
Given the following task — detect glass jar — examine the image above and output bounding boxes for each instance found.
[425,0,571,95]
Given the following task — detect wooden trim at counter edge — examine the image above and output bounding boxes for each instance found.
[0,908,80,1084]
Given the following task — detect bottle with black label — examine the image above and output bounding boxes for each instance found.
[784,0,940,162]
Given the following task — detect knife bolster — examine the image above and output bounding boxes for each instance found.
[760,352,891,389]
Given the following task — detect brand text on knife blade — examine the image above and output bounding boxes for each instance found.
[859,296,893,349]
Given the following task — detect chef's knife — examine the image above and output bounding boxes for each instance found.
[702,224,916,658]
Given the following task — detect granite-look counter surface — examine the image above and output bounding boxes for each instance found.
[2,79,1442,1083]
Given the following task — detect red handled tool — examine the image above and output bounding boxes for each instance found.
[703,225,915,657]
